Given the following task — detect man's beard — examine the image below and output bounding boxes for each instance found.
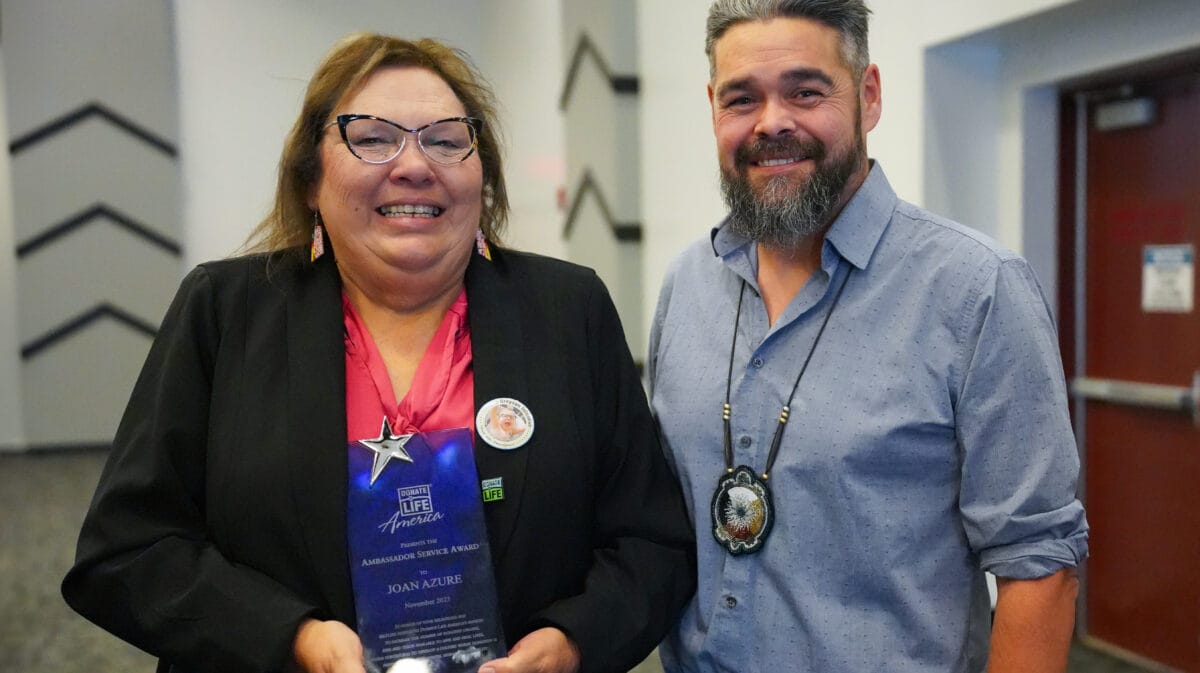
[720,133,862,250]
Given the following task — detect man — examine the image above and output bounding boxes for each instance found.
[647,1,1088,672]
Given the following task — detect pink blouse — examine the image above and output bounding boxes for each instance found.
[342,290,474,441]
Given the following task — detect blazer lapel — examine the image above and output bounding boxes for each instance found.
[284,254,356,623]
[465,250,531,563]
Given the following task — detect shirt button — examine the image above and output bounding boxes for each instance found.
[725,595,737,608]
[752,357,764,368]
[739,435,752,448]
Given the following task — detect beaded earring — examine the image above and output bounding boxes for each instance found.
[310,211,326,261]
[475,228,491,260]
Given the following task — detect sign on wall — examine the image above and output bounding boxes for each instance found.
[1141,244,1194,313]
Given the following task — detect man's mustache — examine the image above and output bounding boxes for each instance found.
[734,136,826,169]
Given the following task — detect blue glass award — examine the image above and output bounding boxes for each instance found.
[347,423,506,673]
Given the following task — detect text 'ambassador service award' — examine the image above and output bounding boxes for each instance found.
[347,423,506,673]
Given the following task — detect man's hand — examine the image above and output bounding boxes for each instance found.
[478,627,581,673]
[292,618,366,673]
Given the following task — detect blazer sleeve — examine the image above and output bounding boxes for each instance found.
[530,273,697,673]
[61,265,319,673]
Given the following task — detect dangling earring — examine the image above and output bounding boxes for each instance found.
[310,211,326,261]
[475,228,491,261]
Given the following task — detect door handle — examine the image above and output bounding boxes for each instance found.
[1070,371,1199,427]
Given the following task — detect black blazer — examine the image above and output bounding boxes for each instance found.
[63,247,695,673]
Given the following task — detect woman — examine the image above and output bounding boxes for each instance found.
[62,33,694,673]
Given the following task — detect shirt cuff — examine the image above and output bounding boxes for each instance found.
[980,531,1088,579]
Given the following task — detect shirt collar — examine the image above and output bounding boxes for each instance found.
[710,160,898,275]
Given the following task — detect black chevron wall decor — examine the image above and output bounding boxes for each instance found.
[562,170,641,242]
[20,303,157,360]
[559,4,645,355]
[559,32,639,111]
[17,203,181,259]
[10,102,177,157]
[4,1,181,448]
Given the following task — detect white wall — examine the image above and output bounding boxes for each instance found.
[172,0,563,268]
[182,0,1161,353]
[636,0,1082,338]
[931,0,1200,308]
[636,1,723,344]
[7,0,1197,449]
[637,0,1200,335]
[0,50,25,449]
[182,0,1165,345]
[479,1,566,258]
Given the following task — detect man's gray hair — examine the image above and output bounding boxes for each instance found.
[705,0,872,79]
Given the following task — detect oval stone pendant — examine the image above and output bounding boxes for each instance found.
[711,465,774,555]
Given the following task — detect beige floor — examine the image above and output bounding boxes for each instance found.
[630,650,663,673]
[0,449,157,673]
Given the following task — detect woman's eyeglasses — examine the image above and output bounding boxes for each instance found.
[326,114,481,165]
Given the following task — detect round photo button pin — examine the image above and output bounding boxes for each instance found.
[476,398,534,450]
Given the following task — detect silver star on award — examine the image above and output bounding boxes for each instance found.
[358,418,414,486]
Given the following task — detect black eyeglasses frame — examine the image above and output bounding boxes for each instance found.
[324,114,483,165]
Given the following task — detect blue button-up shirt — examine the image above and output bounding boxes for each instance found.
[648,163,1088,673]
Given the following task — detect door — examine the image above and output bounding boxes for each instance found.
[1063,70,1200,671]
